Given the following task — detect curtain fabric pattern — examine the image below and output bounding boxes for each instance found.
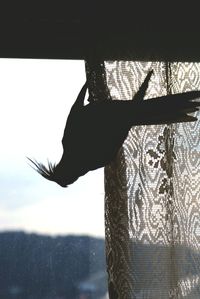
[86,61,200,299]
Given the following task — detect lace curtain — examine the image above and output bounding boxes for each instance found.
[86,60,200,299]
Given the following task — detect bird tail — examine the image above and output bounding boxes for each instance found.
[131,90,200,126]
[128,69,200,125]
[134,70,154,102]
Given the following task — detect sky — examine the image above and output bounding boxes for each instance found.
[0,59,105,237]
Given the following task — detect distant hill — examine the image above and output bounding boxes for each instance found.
[0,231,107,299]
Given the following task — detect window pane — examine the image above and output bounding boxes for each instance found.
[0,59,108,299]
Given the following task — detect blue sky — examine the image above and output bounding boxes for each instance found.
[0,59,104,237]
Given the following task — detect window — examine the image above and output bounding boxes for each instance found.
[0,59,108,299]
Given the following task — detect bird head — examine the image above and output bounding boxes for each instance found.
[27,158,77,187]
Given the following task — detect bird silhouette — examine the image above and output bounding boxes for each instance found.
[28,70,200,187]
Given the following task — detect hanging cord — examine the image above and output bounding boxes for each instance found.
[164,61,176,178]
[165,61,179,292]
[165,61,172,95]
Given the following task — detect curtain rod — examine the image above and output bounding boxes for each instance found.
[0,1,199,61]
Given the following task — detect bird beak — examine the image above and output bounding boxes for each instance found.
[58,182,68,188]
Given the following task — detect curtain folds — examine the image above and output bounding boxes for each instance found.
[86,60,200,299]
